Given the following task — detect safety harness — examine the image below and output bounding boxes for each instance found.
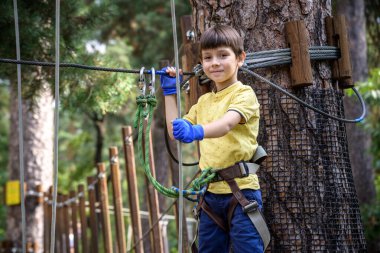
[191,146,271,252]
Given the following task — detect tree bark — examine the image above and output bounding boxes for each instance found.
[190,0,366,251]
[92,114,105,164]
[336,0,376,205]
[7,80,53,252]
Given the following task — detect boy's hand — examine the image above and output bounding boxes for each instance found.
[160,67,183,96]
[173,119,204,143]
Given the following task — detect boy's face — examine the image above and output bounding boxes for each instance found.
[201,46,246,89]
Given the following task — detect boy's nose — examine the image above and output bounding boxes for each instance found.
[211,58,220,66]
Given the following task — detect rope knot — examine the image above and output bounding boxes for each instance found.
[146,95,157,107]
[136,95,147,107]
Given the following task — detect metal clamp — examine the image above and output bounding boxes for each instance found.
[242,200,259,213]
[238,161,249,177]
[149,67,156,95]
[139,67,146,95]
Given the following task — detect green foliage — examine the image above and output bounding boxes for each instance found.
[365,0,380,68]
[0,81,9,239]
[348,68,380,172]
[99,0,192,67]
[61,42,135,115]
[0,0,113,97]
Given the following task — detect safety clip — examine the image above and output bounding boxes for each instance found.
[138,67,146,96]
[148,67,156,95]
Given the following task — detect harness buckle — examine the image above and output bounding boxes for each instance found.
[238,161,249,177]
[242,200,259,213]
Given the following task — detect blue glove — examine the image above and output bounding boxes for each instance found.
[160,67,183,96]
[173,119,204,143]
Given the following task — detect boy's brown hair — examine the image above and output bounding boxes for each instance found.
[200,25,244,57]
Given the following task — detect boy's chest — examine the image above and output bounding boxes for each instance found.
[197,95,233,123]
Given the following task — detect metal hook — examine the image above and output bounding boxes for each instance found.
[149,67,156,95]
[139,67,146,95]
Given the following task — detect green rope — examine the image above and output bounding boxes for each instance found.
[134,93,216,199]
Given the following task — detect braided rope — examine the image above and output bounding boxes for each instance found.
[134,93,215,199]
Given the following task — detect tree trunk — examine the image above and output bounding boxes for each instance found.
[190,0,366,251]
[336,0,376,205]
[7,80,53,252]
[92,115,105,164]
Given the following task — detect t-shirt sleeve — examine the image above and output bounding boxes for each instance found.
[228,86,260,123]
[183,102,198,125]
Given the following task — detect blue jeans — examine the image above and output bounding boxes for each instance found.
[198,189,264,253]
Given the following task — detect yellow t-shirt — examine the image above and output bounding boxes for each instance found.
[183,81,260,194]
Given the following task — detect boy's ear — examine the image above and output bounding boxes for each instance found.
[237,51,246,67]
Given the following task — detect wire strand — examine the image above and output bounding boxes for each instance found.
[169,1,184,251]
[50,0,61,252]
[12,1,26,252]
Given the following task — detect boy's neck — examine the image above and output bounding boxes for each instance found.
[215,79,238,92]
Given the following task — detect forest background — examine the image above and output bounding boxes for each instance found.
[0,0,379,251]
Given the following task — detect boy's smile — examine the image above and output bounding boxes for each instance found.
[201,46,246,91]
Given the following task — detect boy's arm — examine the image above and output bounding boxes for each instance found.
[202,110,242,138]
[160,66,182,140]
[173,111,242,143]
[164,95,178,139]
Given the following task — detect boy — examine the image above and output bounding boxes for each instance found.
[160,25,265,253]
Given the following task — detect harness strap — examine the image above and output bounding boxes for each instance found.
[220,174,270,250]
[201,201,228,232]
[191,146,270,252]
[212,146,267,182]
[227,197,239,230]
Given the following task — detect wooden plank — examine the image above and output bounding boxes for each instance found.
[78,184,89,253]
[325,16,340,80]
[109,147,127,253]
[62,195,71,253]
[70,190,79,253]
[36,184,43,204]
[87,176,99,253]
[180,15,206,111]
[143,119,164,253]
[325,15,353,88]
[121,126,144,253]
[43,190,51,253]
[334,15,353,88]
[97,163,113,253]
[57,194,63,253]
[285,20,313,88]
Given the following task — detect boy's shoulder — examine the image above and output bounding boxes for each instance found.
[233,81,255,94]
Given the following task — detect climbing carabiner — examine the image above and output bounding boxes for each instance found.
[149,67,156,95]
[138,67,146,96]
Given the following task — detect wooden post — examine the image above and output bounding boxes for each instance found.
[70,190,79,253]
[62,195,71,253]
[97,163,113,253]
[56,194,63,253]
[43,188,52,253]
[109,147,127,253]
[36,184,43,204]
[285,20,313,88]
[143,119,164,253]
[122,126,144,253]
[326,15,353,88]
[87,176,99,253]
[78,184,89,253]
[180,15,204,112]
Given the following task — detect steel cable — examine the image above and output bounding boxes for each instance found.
[12,1,26,252]
[50,0,61,252]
